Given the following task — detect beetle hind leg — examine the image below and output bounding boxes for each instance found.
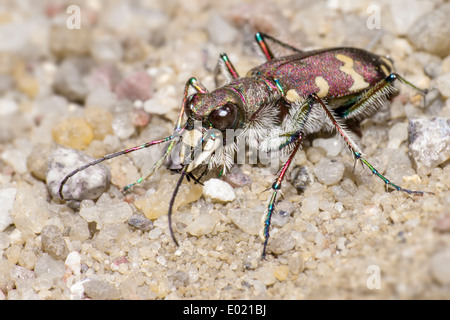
[339,73,428,121]
[254,32,304,61]
[311,93,426,196]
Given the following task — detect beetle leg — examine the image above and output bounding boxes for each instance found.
[339,73,428,121]
[262,134,303,258]
[311,93,425,195]
[123,77,209,192]
[214,53,239,87]
[218,53,239,78]
[255,32,303,61]
[391,73,429,107]
[261,97,315,258]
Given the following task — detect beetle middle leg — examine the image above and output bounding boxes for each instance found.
[261,97,315,258]
[262,134,303,258]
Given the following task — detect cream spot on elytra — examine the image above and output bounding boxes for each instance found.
[336,54,370,91]
[285,89,301,102]
[314,76,330,98]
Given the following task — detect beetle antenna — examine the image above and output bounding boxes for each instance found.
[59,135,173,200]
[168,169,187,247]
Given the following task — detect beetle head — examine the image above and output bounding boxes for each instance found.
[184,88,245,131]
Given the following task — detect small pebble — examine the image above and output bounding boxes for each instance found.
[49,24,92,58]
[0,187,16,232]
[313,158,345,185]
[65,251,81,276]
[229,206,263,236]
[434,213,450,233]
[171,270,190,289]
[148,227,162,240]
[46,147,111,200]
[407,3,450,58]
[132,109,151,127]
[271,201,294,227]
[34,253,66,280]
[142,85,178,115]
[287,253,305,275]
[115,71,153,102]
[14,67,39,99]
[388,122,408,149]
[203,179,235,203]
[69,280,89,300]
[68,217,91,241]
[83,279,120,300]
[85,87,120,112]
[430,247,450,285]
[270,231,296,255]
[290,165,313,192]
[41,225,69,260]
[207,13,238,45]
[10,265,34,281]
[79,196,133,230]
[12,183,51,235]
[408,118,450,175]
[0,98,18,116]
[437,73,450,98]
[273,265,289,281]
[52,117,94,150]
[111,112,135,140]
[186,212,220,237]
[53,57,94,102]
[312,137,342,157]
[128,214,153,231]
[1,138,32,174]
[0,232,10,250]
[306,146,326,164]
[26,143,52,181]
[83,106,114,140]
[134,173,203,220]
[255,265,276,286]
[223,166,252,187]
[90,34,123,63]
[301,196,320,215]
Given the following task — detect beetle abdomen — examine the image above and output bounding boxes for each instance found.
[250,48,394,100]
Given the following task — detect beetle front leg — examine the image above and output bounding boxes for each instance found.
[123,77,209,192]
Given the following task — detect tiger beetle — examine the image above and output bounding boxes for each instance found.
[59,32,428,259]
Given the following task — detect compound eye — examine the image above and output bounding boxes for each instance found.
[208,102,238,131]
